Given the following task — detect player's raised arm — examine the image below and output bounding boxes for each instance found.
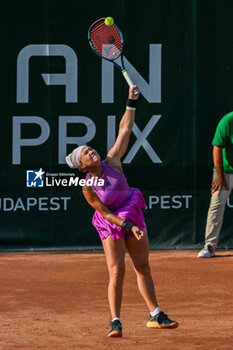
[106,85,140,163]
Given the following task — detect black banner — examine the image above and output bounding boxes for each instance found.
[1,0,233,250]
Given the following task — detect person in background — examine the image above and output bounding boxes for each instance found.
[198,112,233,258]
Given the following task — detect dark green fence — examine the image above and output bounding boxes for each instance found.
[1,0,233,250]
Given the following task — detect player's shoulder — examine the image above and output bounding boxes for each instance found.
[82,183,92,193]
[103,157,123,173]
[104,156,121,167]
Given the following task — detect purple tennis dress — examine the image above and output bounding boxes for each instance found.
[85,161,147,241]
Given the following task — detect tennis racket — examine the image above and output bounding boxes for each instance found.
[88,17,136,90]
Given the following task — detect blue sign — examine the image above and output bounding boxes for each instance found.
[26,169,45,188]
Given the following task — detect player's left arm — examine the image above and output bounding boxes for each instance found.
[106,85,139,166]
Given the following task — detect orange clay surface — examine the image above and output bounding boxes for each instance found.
[0,250,232,350]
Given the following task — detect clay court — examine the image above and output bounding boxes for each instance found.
[0,250,232,350]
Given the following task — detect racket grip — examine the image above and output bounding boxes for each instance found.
[122,70,134,87]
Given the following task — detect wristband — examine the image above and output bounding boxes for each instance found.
[126,98,137,111]
[122,220,134,232]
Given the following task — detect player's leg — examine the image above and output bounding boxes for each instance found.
[125,233,158,311]
[198,171,232,258]
[102,235,126,337]
[125,234,178,328]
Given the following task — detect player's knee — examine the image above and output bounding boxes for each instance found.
[109,264,125,284]
[134,261,151,276]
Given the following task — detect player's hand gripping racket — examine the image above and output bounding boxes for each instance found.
[88,17,138,93]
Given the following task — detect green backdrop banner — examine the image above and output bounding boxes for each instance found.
[1,0,233,250]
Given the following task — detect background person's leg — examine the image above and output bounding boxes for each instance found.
[198,171,232,257]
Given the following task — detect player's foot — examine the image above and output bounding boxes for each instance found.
[146,311,179,329]
[197,244,215,258]
[107,320,122,337]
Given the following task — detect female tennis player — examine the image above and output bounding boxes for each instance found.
[66,85,178,337]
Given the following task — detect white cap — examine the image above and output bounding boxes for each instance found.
[65,145,86,169]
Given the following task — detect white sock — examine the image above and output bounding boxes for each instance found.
[112,317,121,324]
[150,307,161,317]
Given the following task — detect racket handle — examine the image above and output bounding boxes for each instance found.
[122,69,134,87]
[122,70,139,95]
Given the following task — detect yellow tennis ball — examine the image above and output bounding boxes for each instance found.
[105,17,114,26]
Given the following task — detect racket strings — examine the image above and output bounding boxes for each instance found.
[90,20,122,60]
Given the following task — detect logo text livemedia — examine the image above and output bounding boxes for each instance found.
[26,169,104,188]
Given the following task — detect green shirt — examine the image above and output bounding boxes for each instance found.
[212,111,233,173]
